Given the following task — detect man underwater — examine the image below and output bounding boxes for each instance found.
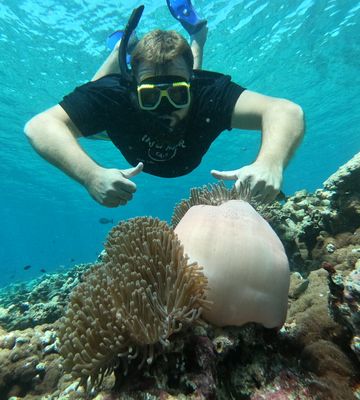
[25,2,304,208]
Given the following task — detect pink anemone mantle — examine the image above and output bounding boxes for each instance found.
[174,200,290,328]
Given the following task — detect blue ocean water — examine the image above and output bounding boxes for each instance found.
[0,0,359,288]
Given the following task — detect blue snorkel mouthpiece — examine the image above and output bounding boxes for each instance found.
[118,5,144,83]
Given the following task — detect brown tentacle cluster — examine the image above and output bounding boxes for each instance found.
[58,217,209,390]
[171,181,255,227]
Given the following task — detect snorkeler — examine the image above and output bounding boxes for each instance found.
[24,2,305,207]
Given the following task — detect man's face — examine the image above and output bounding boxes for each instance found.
[134,56,191,124]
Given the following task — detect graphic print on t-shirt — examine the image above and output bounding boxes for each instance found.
[141,133,186,162]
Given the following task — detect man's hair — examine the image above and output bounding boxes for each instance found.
[130,30,194,76]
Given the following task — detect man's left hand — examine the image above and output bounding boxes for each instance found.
[211,161,283,203]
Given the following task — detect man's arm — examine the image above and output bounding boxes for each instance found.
[24,105,143,207]
[190,25,208,70]
[92,46,121,81]
[211,90,305,202]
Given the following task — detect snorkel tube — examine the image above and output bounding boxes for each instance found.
[118,5,144,83]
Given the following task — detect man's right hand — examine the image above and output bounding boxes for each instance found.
[86,162,143,207]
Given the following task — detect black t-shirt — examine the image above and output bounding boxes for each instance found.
[60,70,245,178]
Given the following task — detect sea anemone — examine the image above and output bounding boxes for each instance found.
[173,183,290,328]
[58,217,209,390]
[171,181,246,227]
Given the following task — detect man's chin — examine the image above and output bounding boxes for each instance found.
[151,113,180,128]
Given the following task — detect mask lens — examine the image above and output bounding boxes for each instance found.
[139,87,161,109]
[167,85,189,107]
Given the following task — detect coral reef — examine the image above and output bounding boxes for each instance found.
[262,152,360,275]
[1,317,357,400]
[0,152,359,400]
[323,228,360,361]
[285,268,357,400]
[0,264,91,331]
[0,324,61,399]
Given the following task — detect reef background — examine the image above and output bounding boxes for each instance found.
[0,152,359,400]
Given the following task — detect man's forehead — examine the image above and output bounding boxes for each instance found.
[135,57,190,82]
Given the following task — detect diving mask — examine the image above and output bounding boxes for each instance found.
[137,76,191,112]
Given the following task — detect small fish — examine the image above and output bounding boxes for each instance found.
[24,265,32,270]
[70,258,75,262]
[99,217,114,224]
[40,268,47,273]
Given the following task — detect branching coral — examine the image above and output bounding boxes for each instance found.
[58,217,209,390]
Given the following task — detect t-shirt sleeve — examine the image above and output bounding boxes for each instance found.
[210,75,246,131]
[193,71,246,132]
[59,76,125,137]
